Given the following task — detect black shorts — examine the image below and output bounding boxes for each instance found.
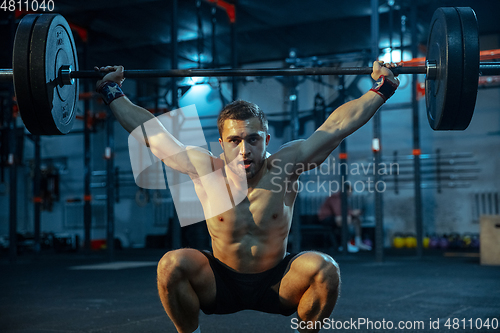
[199,250,297,316]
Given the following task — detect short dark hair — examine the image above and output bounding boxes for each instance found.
[217,100,268,138]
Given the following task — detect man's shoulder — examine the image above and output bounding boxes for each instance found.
[268,139,305,164]
[185,145,224,173]
[278,139,305,150]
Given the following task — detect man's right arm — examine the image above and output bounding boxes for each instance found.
[110,96,197,173]
[109,95,155,135]
[96,66,213,177]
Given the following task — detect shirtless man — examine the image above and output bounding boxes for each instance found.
[95,61,399,333]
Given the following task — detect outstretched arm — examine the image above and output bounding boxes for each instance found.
[95,66,214,177]
[288,61,399,171]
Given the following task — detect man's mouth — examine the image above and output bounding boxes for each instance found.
[241,160,252,169]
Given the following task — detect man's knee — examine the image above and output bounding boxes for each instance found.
[303,252,341,290]
[157,249,198,288]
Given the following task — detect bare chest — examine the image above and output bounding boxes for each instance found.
[193,161,297,231]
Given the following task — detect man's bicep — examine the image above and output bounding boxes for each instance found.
[296,130,343,169]
[159,148,196,175]
[126,115,191,172]
[160,145,215,176]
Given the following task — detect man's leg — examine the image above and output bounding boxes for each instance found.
[157,248,216,333]
[279,251,340,333]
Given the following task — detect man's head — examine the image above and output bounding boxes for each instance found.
[218,100,270,179]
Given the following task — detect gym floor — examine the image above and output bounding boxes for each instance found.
[1,248,499,333]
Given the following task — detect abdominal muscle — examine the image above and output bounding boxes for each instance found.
[204,195,292,274]
[210,227,289,273]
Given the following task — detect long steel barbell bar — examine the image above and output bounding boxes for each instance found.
[69,65,428,78]
[0,62,499,83]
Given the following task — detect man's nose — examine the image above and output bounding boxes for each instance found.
[239,141,251,156]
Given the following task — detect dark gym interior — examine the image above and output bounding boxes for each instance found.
[1,1,500,332]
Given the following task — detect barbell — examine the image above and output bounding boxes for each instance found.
[1,7,499,135]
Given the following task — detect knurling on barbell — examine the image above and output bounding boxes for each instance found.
[4,7,499,135]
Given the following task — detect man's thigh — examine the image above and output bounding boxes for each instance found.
[159,248,216,307]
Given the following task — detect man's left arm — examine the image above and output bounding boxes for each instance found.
[293,61,399,169]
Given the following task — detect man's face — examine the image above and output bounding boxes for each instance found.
[219,117,270,179]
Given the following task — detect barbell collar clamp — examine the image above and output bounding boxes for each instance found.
[59,65,74,86]
[426,60,437,80]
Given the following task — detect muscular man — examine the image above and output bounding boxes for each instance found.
[95,61,399,333]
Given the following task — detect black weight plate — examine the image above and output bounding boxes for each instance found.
[426,7,464,130]
[454,7,479,130]
[12,14,44,135]
[30,14,79,135]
